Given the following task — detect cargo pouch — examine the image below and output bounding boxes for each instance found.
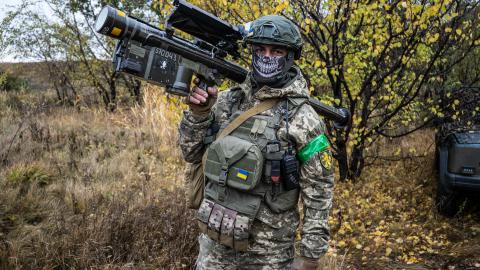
[197,198,251,251]
[204,135,264,196]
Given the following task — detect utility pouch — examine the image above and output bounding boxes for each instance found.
[219,208,237,248]
[197,198,215,233]
[282,153,300,191]
[197,199,251,251]
[207,204,226,241]
[233,215,250,252]
[204,135,264,192]
[264,141,284,185]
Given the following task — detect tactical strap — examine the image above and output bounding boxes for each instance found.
[201,98,280,200]
[202,100,279,165]
[217,98,280,141]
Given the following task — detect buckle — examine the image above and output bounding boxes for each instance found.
[203,135,215,145]
[219,166,228,187]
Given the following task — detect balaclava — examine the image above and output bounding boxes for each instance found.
[251,49,295,87]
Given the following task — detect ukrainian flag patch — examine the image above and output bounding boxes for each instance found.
[236,169,249,180]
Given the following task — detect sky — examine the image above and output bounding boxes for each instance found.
[0,0,21,21]
[1,0,53,62]
[1,0,53,21]
[1,0,20,62]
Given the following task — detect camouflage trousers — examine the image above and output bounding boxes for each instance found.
[195,219,297,270]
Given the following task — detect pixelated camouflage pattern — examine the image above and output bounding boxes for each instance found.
[220,208,237,247]
[207,204,226,240]
[233,214,250,251]
[179,112,212,163]
[179,67,334,266]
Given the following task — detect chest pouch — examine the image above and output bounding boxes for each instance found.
[204,135,264,193]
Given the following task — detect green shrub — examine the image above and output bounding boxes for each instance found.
[6,164,51,186]
[0,71,29,92]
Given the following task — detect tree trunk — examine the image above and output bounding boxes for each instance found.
[109,76,117,112]
[348,145,365,179]
[334,133,349,181]
[123,74,142,104]
[133,79,141,104]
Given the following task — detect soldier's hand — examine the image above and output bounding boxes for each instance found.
[186,79,218,117]
[291,256,319,270]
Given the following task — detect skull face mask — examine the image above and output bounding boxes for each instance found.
[251,49,294,86]
[252,53,286,78]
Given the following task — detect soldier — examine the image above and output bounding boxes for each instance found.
[179,15,334,270]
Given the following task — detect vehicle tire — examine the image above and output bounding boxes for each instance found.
[436,147,465,217]
[436,181,465,217]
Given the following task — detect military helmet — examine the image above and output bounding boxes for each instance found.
[244,15,303,59]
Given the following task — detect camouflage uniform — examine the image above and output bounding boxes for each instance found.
[179,67,334,269]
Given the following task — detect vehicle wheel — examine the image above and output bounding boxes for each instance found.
[435,146,466,217]
[436,181,465,217]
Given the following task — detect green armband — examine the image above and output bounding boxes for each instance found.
[297,134,330,163]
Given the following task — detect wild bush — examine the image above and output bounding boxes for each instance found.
[6,163,52,186]
[0,71,29,92]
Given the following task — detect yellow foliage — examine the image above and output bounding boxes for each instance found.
[327,130,480,267]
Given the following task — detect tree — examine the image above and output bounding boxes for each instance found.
[182,0,480,179]
[289,0,480,179]
[1,0,146,108]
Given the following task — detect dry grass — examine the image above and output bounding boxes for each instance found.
[1,86,479,269]
[0,86,196,269]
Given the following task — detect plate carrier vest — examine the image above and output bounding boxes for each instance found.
[197,88,308,251]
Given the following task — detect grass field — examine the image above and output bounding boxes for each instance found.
[1,83,479,269]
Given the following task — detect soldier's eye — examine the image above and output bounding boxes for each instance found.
[274,49,286,56]
[254,47,265,54]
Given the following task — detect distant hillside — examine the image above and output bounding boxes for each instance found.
[0,62,52,91]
